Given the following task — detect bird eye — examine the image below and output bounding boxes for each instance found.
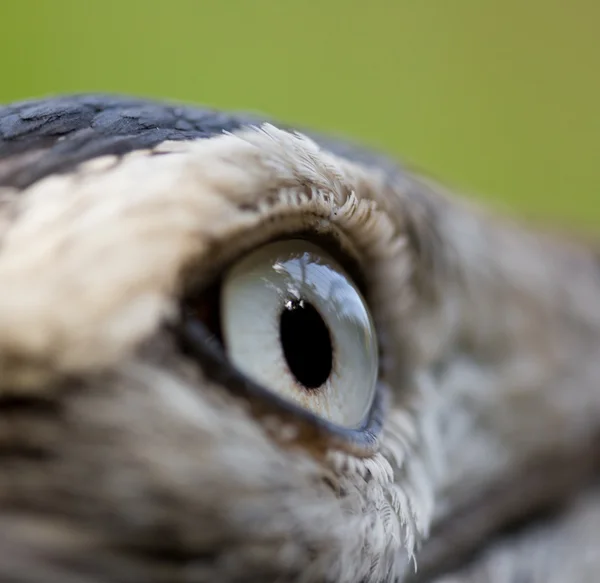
[222,240,379,429]
[183,239,379,432]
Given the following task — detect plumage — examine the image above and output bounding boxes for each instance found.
[0,95,599,583]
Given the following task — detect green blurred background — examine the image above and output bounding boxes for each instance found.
[1,0,598,232]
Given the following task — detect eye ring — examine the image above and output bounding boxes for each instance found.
[175,237,388,457]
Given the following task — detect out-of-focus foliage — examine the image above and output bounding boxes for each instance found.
[1,0,598,231]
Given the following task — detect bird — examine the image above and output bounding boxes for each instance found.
[0,94,598,583]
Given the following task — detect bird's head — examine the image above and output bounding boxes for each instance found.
[0,95,599,583]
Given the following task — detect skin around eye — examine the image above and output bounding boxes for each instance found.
[220,239,378,429]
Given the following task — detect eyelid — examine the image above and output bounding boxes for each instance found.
[182,230,368,314]
[175,311,388,457]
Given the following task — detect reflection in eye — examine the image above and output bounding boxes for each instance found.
[221,239,379,429]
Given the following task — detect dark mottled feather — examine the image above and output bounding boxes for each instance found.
[0,95,262,189]
[0,94,404,190]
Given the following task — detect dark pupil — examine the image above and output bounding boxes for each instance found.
[279,299,333,389]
